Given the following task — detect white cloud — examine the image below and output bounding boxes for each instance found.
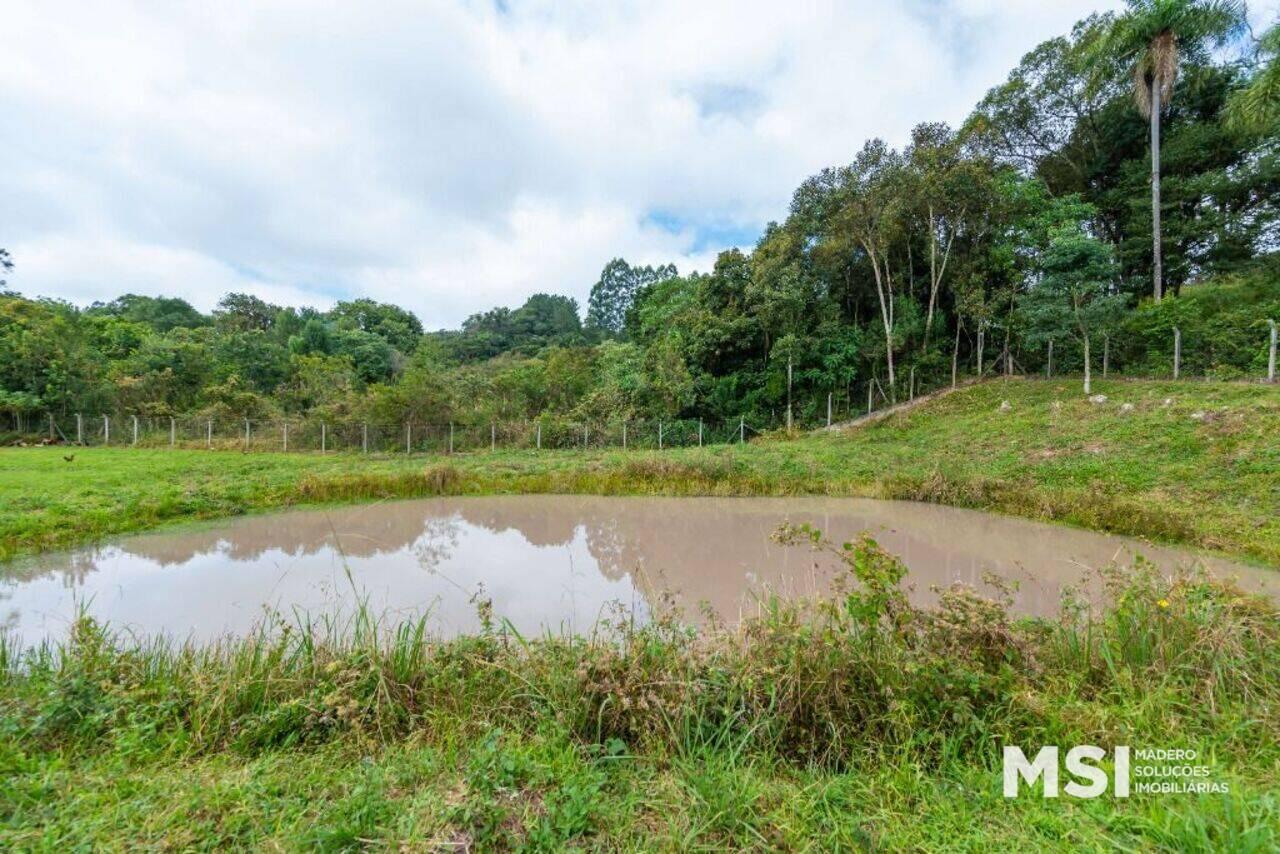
[12,0,1264,328]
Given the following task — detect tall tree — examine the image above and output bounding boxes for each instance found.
[837,140,908,399]
[1101,0,1246,302]
[586,259,676,336]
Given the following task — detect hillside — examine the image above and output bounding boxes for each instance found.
[3,377,1277,564]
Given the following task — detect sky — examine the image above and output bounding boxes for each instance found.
[2,0,1274,329]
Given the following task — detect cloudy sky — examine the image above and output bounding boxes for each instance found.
[2,1,1272,328]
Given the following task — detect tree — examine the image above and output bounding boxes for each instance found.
[1101,0,1246,302]
[87,294,207,332]
[1020,225,1124,393]
[0,249,12,290]
[586,258,677,335]
[837,140,909,399]
[1226,20,1280,135]
[328,299,423,354]
[214,293,281,332]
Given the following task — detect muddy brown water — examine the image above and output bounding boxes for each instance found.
[1,496,1275,647]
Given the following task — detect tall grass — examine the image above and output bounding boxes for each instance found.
[3,532,1278,847]
[4,533,1275,765]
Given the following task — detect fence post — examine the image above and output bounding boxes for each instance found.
[244,419,250,451]
[909,368,915,402]
[622,421,627,450]
[406,423,411,454]
[104,415,110,444]
[49,412,55,442]
[867,381,873,415]
[739,415,744,444]
[1173,327,1181,379]
[536,421,541,450]
[1269,319,1277,383]
[283,422,288,452]
[1103,335,1110,378]
[583,424,589,448]
[76,412,83,445]
[492,422,496,452]
[132,415,138,446]
[658,421,663,450]
[321,423,326,453]
[698,418,703,447]
[448,423,454,455]
[363,422,368,454]
[827,392,833,427]
[207,419,212,449]
[1046,339,1053,378]
[170,416,175,448]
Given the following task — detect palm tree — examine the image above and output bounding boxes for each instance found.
[1226,20,1280,135]
[1103,0,1245,302]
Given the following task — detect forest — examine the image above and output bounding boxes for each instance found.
[2,4,1278,434]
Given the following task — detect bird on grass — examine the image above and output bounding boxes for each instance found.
[63,453,75,463]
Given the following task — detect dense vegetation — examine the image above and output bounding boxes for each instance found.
[4,380,1277,564]
[3,531,1277,848]
[2,6,1278,433]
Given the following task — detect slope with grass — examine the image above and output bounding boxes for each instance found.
[4,378,1277,564]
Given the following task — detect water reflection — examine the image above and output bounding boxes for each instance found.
[2,496,1275,647]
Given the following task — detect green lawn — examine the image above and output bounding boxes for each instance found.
[4,377,1278,564]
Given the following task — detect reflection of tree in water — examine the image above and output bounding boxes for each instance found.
[6,496,1272,625]
[412,515,462,572]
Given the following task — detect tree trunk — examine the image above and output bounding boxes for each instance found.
[1150,75,1163,303]
[863,242,896,401]
[1083,334,1092,395]
[951,320,961,389]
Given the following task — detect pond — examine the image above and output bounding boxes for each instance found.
[2,495,1275,647]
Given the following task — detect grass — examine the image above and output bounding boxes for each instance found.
[3,377,1278,564]
[2,377,1278,847]
[2,534,1278,849]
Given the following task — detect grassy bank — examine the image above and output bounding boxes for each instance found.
[4,378,1278,564]
[2,534,1277,849]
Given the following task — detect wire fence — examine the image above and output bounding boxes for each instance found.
[4,338,1277,454]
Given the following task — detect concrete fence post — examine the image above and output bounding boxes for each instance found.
[698,418,703,447]
[244,419,250,451]
[491,422,496,452]
[363,422,368,454]
[739,415,744,444]
[658,421,663,450]
[1103,335,1110,378]
[1047,339,1053,378]
[448,423,454,455]
[536,421,541,450]
[76,412,83,445]
[104,415,110,444]
[283,423,288,452]
[827,392,833,427]
[1173,327,1181,380]
[132,415,138,446]
[170,416,175,448]
[1269,319,1277,383]
[207,419,212,449]
[867,381,873,415]
[321,423,326,453]
[406,422,411,454]
[909,367,915,402]
[622,421,627,450]
[583,424,589,448]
